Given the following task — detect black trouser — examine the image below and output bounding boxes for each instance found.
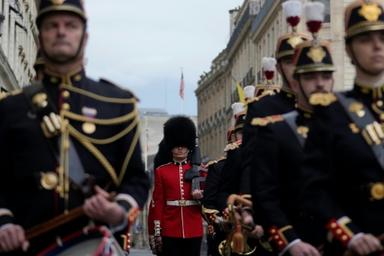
[207,229,226,256]
[162,236,202,256]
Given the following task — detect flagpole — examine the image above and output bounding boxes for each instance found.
[180,67,185,114]
[164,79,167,113]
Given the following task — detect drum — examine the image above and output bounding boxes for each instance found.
[36,226,127,256]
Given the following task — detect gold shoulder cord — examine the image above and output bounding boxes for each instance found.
[67,114,140,186]
[67,115,138,145]
[62,109,137,126]
[58,87,140,187]
[119,122,141,184]
[61,84,136,104]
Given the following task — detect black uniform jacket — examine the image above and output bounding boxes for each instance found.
[241,90,296,203]
[203,158,226,211]
[300,85,384,247]
[0,69,149,253]
[250,110,325,252]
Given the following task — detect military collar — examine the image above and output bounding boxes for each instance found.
[354,82,384,101]
[173,159,188,166]
[43,67,86,87]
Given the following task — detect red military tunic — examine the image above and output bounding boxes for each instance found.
[148,161,203,238]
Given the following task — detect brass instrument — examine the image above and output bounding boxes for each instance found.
[218,194,257,256]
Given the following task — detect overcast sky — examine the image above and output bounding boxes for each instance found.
[84,1,243,116]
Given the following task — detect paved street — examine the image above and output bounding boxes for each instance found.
[130,248,153,256]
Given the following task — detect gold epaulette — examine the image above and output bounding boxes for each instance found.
[251,114,284,127]
[258,88,280,100]
[246,97,259,104]
[224,141,241,152]
[0,92,7,101]
[99,78,139,100]
[206,160,218,167]
[206,156,226,167]
[309,92,337,106]
[61,84,137,104]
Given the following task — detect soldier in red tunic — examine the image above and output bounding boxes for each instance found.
[148,116,203,256]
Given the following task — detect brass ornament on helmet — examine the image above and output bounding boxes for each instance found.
[345,1,384,39]
[307,46,326,63]
[287,35,304,49]
[359,3,382,22]
[51,0,66,5]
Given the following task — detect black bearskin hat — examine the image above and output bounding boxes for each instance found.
[163,116,196,150]
[153,116,196,170]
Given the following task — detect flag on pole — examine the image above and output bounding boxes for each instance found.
[179,71,185,100]
[236,83,245,103]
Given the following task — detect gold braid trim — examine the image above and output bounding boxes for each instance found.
[68,117,138,145]
[119,121,141,184]
[62,109,137,126]
[69,131,119,186]
[61,84,137,104]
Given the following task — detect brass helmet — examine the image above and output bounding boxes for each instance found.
[293,1,335,75]
[345,0,384,40]
[36,0,87,27]
[276,0,311,60]
[293,41,335,75]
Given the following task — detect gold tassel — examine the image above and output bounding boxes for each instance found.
[231,224,245,254]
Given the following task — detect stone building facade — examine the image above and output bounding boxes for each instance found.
[0,0,39,93]
[196,0,355,159]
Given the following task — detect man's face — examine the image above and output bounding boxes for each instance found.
[348,30,384,75]
[298,72,334,99]
[235,130,243,142]
[40,13,87,62]
[172,146,189,160]
[278,56,296,88]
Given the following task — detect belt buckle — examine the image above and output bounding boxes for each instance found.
[179,200,186,206]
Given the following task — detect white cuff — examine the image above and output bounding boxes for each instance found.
[279,239,301,256]
[0,209,13,217]
[116,193,138,209]
[347,233,365,249]
[109,205,129,233]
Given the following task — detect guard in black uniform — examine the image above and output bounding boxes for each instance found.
[216,102,247,212]
[0,0,149,254]
[300,0,384,255]
[242,1,311,146]
[202,157,226,256]
[250,2,335,254]
[241,1,310,209]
